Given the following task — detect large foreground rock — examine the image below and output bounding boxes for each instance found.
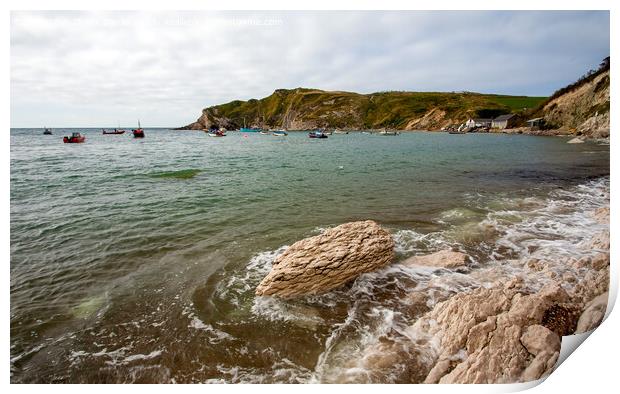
[255,220,395,297]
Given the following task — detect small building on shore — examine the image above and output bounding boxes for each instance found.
[465,118,493,128]
[492,114,517,129]
[526,117,544,131]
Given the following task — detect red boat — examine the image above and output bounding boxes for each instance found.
[132,120,145,138]
[102,128,126,135]
[63,132,85,143]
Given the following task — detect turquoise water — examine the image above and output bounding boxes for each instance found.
[10,128,609,382]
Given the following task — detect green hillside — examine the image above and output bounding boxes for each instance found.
[180,88,548,131]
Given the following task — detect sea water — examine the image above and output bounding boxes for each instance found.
[10,128,609,382]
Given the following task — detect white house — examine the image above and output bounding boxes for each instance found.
[465,118,493,128]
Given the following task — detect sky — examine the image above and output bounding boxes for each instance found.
[10,11,610,128]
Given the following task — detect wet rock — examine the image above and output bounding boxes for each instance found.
[567,137,585,144]
[591,252,609,270]
[572,256,591,269]
[255,220,395,297]
[576,292,608,333]
[593,206,609,224]
[588,230,610,250]
[414,281,571,383]
[403,250,469,269]
[570,266,609,305]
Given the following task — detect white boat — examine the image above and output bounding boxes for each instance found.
[379,130,400,136]
[272,130,288,136]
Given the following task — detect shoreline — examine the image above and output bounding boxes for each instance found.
[252,176,610,383]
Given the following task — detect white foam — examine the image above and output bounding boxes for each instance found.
[188,317,235,344]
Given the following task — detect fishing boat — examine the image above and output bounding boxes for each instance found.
[309,130,328,139]
[43,127,52,135]
[207,130,226,137]
[102,128,126,135]
[132,120,145,138]
[272,130,288,136]
[63,132,85,143]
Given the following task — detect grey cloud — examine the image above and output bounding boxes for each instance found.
[11,10,609,127]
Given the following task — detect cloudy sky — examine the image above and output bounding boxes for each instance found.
[11,11,609,127]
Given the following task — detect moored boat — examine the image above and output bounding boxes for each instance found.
[132,120,144,138]
[103,128,126,135]
[207,130,226,137]
[379,130,400,136]
[63,132,85,143]
[272,130,288,136]
[309,130,328,139]
[240,117,261,132]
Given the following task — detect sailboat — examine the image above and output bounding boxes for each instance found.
[240,116,261,132]
[132,120,145,138]
[272,110,290,136]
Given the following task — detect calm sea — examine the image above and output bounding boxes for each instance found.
[10,128,610,382]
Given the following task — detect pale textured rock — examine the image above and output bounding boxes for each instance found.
[589,230,610,250]
[521,351,560,382]
[576,292,608,333]
[567,137,585,144]
[255,220,395,297]
[520,325,561,355]
[413,280,571,384]
[593,206,609,224]
[403,250,469,269]
[591,252,609,270]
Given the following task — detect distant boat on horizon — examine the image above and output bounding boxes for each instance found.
[43,127,52,135]
[102,128,126,135]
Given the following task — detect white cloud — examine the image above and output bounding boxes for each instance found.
[10,11,609,127]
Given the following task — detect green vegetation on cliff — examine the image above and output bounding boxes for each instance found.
[180,88,547,131]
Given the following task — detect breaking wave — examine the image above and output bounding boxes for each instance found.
[205,176,610,383]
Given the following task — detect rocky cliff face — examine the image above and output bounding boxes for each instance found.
[178,88,544,131]
[538,60,610,138]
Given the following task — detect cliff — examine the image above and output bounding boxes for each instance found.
[534,58,610,138]
[178,88,546,131]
